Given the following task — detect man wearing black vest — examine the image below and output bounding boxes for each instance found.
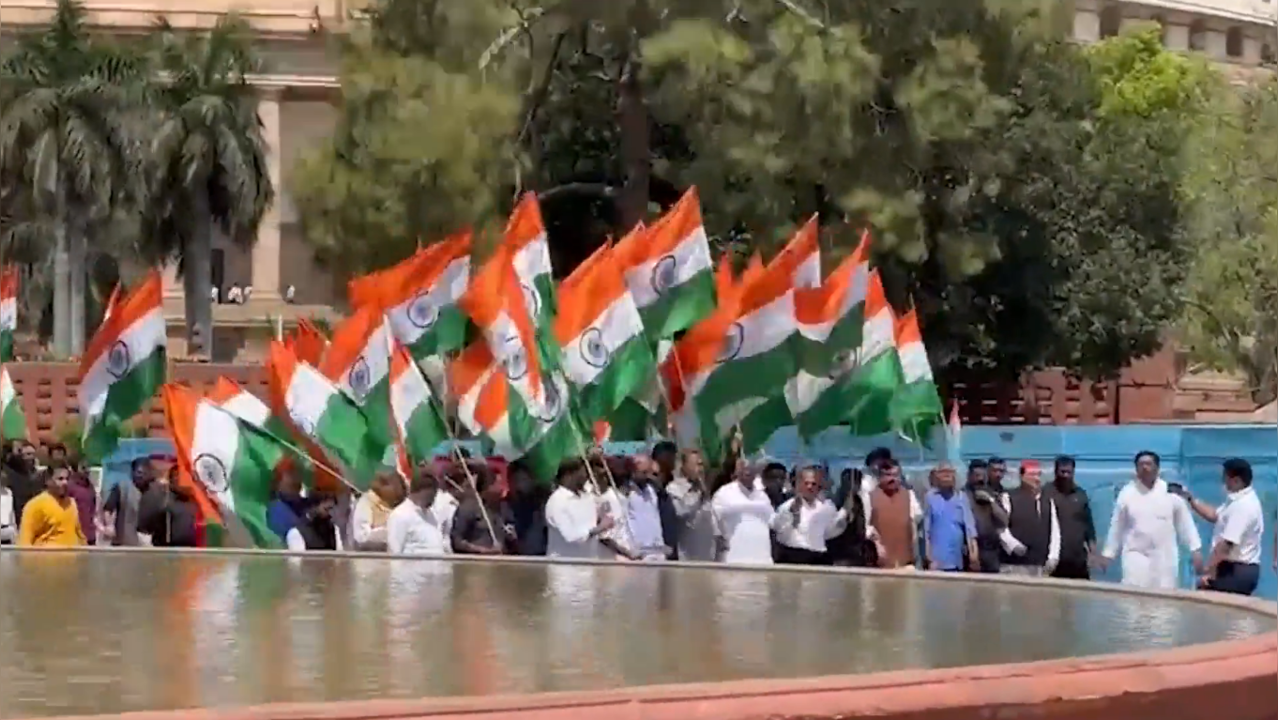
[998,460,1060,577]
[1045,455,1096,580]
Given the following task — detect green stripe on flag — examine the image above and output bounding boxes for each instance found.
[639,270,715,340]
[83,348,166,463]
[406,307,471,359]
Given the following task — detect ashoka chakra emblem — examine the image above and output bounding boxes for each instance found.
[579,328,610,369]
[106,341,131,378]
[294,416,316,436]
[407,293,438,329]
[650,255,678,296]
[716,322,745,364]
[502,343,529,381]
[348,356,372,401]
[532,376,562,422]
[194,453,229,495]
[828,349,858,379]
[521,282,541,319]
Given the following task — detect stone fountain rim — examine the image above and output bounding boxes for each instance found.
[4,546,1276,720]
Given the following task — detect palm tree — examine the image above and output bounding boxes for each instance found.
[0,0,150,357]
[142,16,273,359]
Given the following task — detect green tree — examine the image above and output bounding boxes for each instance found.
[141,16,274,358]
[1178,80,1278,404]
[640,3,1195,379]
[290,0,524,273]
[296,0,1200,382]
[0,0,149,358]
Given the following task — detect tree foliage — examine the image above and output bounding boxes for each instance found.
[1178,80,1278,403]
[290,1,525,273]
[142,15,274,357]
[290,2,1216,380]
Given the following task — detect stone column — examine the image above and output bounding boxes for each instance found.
[162,262,183,300]
[1073,8,1100,43]
[252,86,283,301]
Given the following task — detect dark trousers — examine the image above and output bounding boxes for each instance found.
[1205,561,1261,596]
[976,547,1001,574]
[1051,559,1091,580]
[777,545,832,566]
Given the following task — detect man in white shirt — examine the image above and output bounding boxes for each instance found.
[772,466,849,565]
[545,459,614,559]
[712,455,778,565]
[387,469,452,556]
[1182,458,1265,596]
[1101,450,1201,589]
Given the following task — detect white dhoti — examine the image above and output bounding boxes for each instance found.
[1119,551,1180,590]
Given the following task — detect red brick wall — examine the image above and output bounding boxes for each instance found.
[5,347,1190,445]
[8,363,270,445]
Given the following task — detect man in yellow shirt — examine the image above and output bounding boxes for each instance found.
[18,464,86,547]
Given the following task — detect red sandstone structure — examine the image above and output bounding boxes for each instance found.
[3,341,1262,445]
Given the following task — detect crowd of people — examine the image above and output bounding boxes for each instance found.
[0,440,202,548]
[1,436,1271,597]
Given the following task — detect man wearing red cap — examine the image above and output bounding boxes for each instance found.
[997,460,1060,577]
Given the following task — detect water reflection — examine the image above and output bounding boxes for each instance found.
[0,552,1271,719]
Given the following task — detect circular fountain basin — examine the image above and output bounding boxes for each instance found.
[1,548,1274,720]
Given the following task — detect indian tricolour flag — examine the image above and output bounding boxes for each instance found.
[79,270,166,462]
[453,244,579,480]
[666,296,745,456]
[163,383,283,549]
[286,318,329,365]
[789,271,902,439]
[686,252,797,454]
[388,338,448,466]
[460,246,548,411]
[348,231,472,359]
[0,267,18,361]
[554,244,655,423]
[267,341,383,490]
[506,193,556,328]
[0,366,27,440]
[450,342,576,482]
[890,308,944,444]
[794,228,870,373]
[615,188,715,340]
[737,219,820,452]
[319,304,394,451]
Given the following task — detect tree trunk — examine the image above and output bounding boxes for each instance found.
[52,192,71,359]
[68,225,86,357]
[618,63,650,231]
[182,191,215,360]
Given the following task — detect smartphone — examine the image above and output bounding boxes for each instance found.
[1167,482,1187,498]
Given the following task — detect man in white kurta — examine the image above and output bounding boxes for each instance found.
[712,464,776,565]
[1102,451,1201,589]
[386,472,452,556]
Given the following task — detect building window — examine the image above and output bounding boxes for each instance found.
[1100,5,1123,38]
[1150,15,1169,46]
[1226,27,1244,58]
[1189,20,1207,51]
